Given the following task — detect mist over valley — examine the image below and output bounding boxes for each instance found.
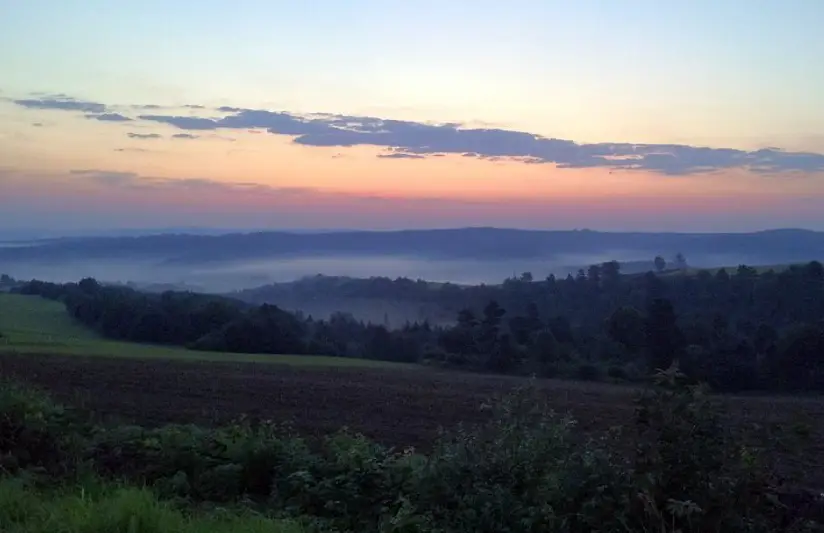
[3,227,823,325]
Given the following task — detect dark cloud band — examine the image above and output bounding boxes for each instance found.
[127,132,162,139]
[14,96,106,113]
[87,113,132,122]
[12,95,824,175]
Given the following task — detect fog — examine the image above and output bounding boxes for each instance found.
[0,249,784,294]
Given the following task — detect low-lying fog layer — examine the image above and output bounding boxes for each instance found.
[0,250,783,293]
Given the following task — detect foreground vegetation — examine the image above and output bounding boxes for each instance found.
[0,477,302,533]
[1,371,823,532]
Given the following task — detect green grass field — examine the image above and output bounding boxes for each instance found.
[0,293,412,369]
[0,476,303,533]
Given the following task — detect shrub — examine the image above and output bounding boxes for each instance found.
[411,383,631,532]
[607,365,628,381]
[1,375,820,531]
[407,372,814,532]
[0,380,82,476]
[88,418,313,503]
[626,366,788,532]
[576,363,601,381]
[278,430,419,531]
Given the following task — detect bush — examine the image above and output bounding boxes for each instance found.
[278,430,421,531]
[0,380,82,476]
[1,376,820,532]
[412,383,631,532]
[626,366,787,532]
[576,363,601,381]
[88,418,313,503]
[607,365,628,381]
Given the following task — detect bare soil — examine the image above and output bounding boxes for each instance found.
[2,352,823,488]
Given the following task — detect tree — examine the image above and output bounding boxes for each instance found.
[606,306,645,352]
[482,301,505,328]
[673,253,688,270]
[440,308,479,361]
[773,324,824,390]
[804,260,824,280]
[529,328,558,364]
[486,333,521,373]
[457,308,478,329]
[601,260,621,285]
[548,316,574,344]
[587,264,602,285]
[654,256,667,273]
[644,298,684,372]
[509,303,542,345]
[479,300,505,348]
[365,325,393,360]
[78,277,101,293]
[753,323,778,355]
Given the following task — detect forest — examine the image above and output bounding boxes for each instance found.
[10,258,824,393]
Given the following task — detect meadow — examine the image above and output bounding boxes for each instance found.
[0,293,411,369]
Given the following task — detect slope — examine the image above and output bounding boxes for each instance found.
[0,293,411,369]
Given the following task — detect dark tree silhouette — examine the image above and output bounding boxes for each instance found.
[15,258,824,392]
[644,298,683,372]
[654,256,667,273]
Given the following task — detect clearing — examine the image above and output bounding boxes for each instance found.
[0,293,411,369]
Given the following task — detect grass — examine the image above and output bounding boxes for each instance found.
[0,293,413,369]
[0,476,304,533]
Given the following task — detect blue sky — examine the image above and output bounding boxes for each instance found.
[4,0,822,143]
[1,0,823,233]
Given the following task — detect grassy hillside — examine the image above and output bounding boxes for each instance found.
[0,293,412,369]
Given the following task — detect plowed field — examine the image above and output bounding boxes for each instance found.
[2,352,824,489]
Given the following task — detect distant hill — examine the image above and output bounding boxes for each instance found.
[2,227,824,265]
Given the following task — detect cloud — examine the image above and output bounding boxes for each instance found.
[136,107,824,175]
[127,132,162,139]
[32,122,43,127]
[70,169,141,186]
[114,148,152,153]
[87,113,132,122]
[68,169,306,196]
[377,152,425,159]
[15,93,824,175]
[13,96,106,113]
[138,114,220,130]
[171,133,199,139]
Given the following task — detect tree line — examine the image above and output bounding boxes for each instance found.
[12,259,824,392]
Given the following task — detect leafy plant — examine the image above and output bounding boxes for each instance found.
[0,379,82,476]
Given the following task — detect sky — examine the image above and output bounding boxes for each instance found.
[1,0,824,235]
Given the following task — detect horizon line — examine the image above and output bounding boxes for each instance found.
[1,225,820,242]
